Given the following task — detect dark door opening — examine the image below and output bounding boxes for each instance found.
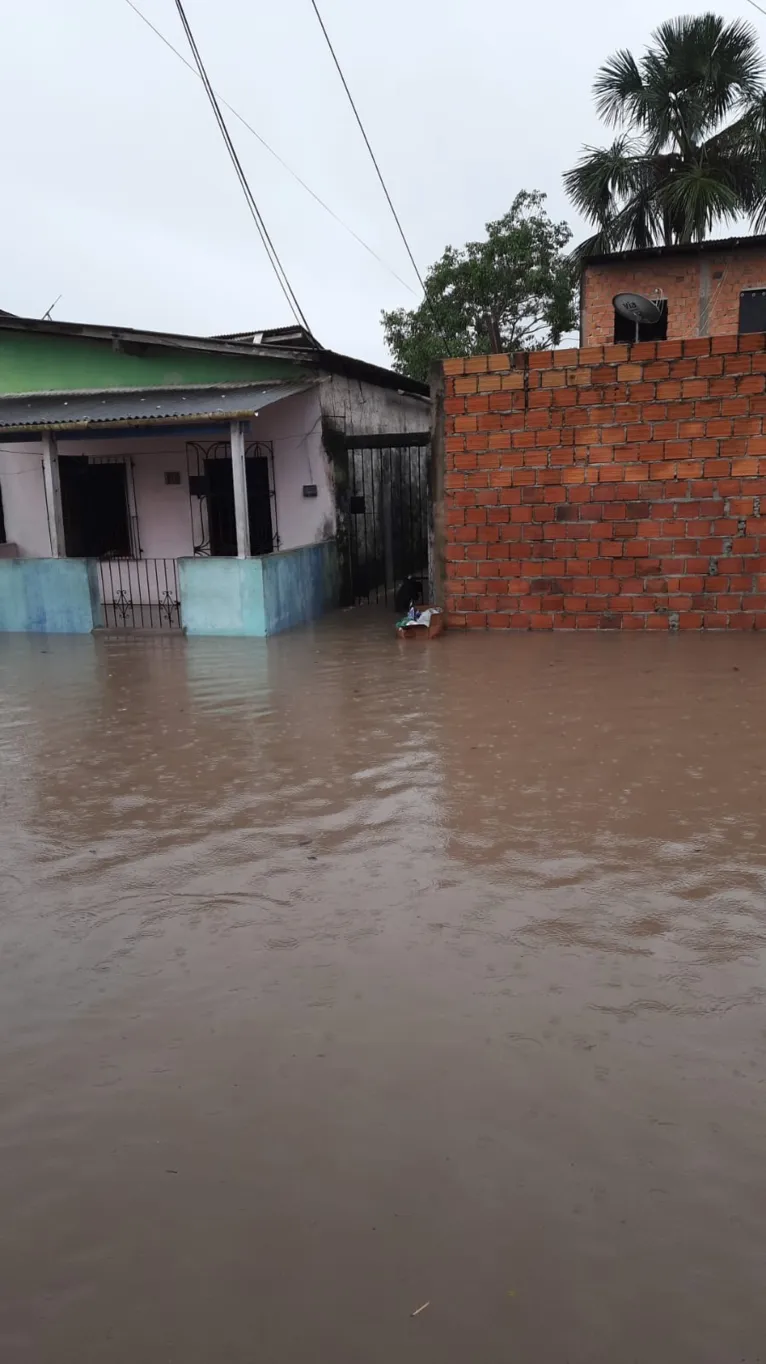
[343,433,430,606]
[738,288,766,333]
[205,456,274,556]
[59,458,131,557]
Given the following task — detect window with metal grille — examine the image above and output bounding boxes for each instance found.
[59,457,131,558]
[738,288,766,333]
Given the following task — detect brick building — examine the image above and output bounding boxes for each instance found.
[581,235,766,347]
[436,333,766,631]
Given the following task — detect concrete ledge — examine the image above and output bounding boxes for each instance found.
[0,558,98,633]
[178,557,266,636]
[178,543,339,637]
[262,540,339,635]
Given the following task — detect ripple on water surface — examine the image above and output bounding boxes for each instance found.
[1,623,766,1363]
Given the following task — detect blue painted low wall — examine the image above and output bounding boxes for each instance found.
[262,541,339,635]
[0,558,99,633]
[179,542,338,637]
[0,548,339,638]
[178,557,266,636]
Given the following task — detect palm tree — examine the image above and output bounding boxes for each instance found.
[564,14,766,257]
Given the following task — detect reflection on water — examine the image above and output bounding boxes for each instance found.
[1,620,766,1363]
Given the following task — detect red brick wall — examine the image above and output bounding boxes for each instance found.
[441,334,766,630]
[582,248,766,345]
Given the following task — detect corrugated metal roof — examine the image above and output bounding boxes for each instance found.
[583,232,766,267]
[212,325,322,349]
[0,382,313,432]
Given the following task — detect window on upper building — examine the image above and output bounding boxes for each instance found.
[738,288,766,333]
[613,299,668,343]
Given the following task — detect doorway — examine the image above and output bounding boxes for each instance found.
[59,457,131,558]
[204,456,273,557]
[341,433,430,605]
[187,441,276,556]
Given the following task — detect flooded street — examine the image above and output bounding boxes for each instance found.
[2,616,766,1363]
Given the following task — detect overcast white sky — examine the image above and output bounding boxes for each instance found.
[1,0,759,365]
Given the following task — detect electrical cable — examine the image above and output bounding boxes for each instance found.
[172,0,308,328]
[121,0,414,295]
[171,0,311,331]
[308,0,452,352]
[702,264,728,332]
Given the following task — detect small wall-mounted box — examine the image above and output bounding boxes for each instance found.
[302,484,318,498]
[164,471,182,486]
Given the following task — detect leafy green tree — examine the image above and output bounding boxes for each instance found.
[381,191,578,381]
[564,13,766,256]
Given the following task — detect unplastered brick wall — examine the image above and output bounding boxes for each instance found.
[582,246,766,345]
[442,334,766,630]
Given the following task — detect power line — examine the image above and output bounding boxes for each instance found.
[308,0,451,351]
[121,0,414,295]
[171,0,311,331]
[172,0,308,329]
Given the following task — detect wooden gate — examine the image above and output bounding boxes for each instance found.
[342,433,430,605]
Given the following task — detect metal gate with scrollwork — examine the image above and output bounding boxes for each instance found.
[342,433,430,605]
[97,557,182,630]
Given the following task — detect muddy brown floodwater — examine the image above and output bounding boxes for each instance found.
[1,617,766,1363]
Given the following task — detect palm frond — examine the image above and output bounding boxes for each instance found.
[570,228,617,264]
[565,15,766,249]
[713,90,766,161]
[750,195,766,232]
[600,183,666,251]
[693,14,763,104]
[571,176,666,260]
[642,16,761,149]
[662,163,741,241]
[563,138,646,223]
[593,49,647,127]
[699,130,763,211]
[648,14,761,97]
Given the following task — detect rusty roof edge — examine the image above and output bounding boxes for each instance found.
[0,410,275,435]
[0,381,316,433]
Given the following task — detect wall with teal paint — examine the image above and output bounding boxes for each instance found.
[178,543,339,637]
[261,541,339,635]
[0,544,338,636]
[0,558,98,632]
[0,329,302,395]
[179,558,266,636]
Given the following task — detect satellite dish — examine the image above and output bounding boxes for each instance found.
[613,292,663,341]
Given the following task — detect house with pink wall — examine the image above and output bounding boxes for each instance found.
[0,315,429,634]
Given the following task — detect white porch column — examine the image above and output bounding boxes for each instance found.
[41,430,66,557]
[230,420,251,558]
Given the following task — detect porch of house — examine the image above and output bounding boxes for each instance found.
[0,382,339,636]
